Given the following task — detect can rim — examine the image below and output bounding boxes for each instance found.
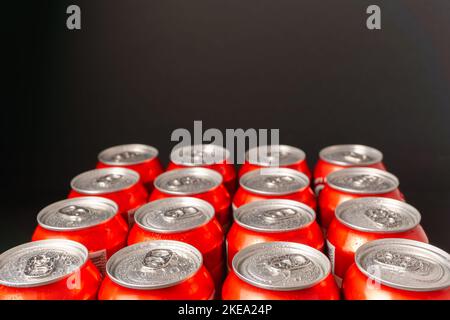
[170,144,231,166]
[335,197,421,233]
[0,239,88,288]
[239,168,310,196]
[325,167,399,195]
[232,241,331,291]
[134,197,215,234]
[319,144,383,166]
[154,167,223,195]
[106,240,203,290]
[245,145,306,166]
[233,199,316,233]
[37,197,119,231]
[70,167,141,195]
[98,144,159,165]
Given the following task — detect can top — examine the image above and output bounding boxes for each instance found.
[170,144,230,166]
[98,144,159,166]
[37,197,119,231]
[154,167,223,195]
[0,239,88,288]
[335,197,421,233]
[234,199,315,233]
[356,239,450,292]
[135,197,215,234]
[245,145,306,166]
[239,168,310,196]
[326,167,399,194]
[106,240,202,290]
[71,167,140,195]
[232,242,330,291]
[319,144,383,166]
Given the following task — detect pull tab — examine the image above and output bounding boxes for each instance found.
[374,250,431,274]
[95,174,123,188]
[268,254,311,271]
[24,253,57,278]
[263,176,294,188]
[364,208,402,228]
[142,249,173,270]
[167,176,200,189]
[58,205,90,221]
[342,151,368,163]
[162,206,201,221]
[261,208,297,223]
[113,151,139,162]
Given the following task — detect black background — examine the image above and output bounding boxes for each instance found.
[3,0,450,252]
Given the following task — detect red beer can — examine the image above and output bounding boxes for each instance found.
[97,144,164,193]
[227,199,324,269]
[128,197,224,295]
[150,168,231,230]
[233,168,316,211]
[314,145,385,190]
[168,144,236,196]
[0,240,101,300]
[68,167,148,226]
[343,239,450,300]
[98,240,215,300]
[318,167,403,230]
[32,197,129,275]
[326,197,428,286]
[239,144,311,180]
[222,242,340,300]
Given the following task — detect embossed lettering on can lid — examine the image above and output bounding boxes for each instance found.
[239,168,310,196]
[319,144,383,166]
[71,167,140,195]
[37,197,119,231]
[170,144,230,166]
[234,199,315,233]
[106,240,202,290]
[356,239,450,292]
[135,197,215,233]
[326,168,399,194]
[336,197,420,233]
[0,239,88,288]
[154,168,222,195]
[98,144,159,166]
[246,145,306,166]
[232,242,330,291]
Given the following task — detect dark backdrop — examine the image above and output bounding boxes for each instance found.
[3,0,450,252]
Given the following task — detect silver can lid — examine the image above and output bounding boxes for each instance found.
[356,239,450,292]
[335,197,421,233]
[319,144,383,166]
[71,167,140,195]
[154,167,223,195]
[239,168,310,196]
[234,199,315,233]
[135,197,215,234]
[232,242,331,291]
[245,145,306,166]
[37,197,119,231]
[106,240,202,290]
[98,144,159,165]
[326,168,399,194]
[0,240,88,288]
[170,144,230,166]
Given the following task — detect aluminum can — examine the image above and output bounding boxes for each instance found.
[239,145,311,180]
[168,144,236,196]
[68,167,148,226]
[0,239,101,300]
[326,197,428,286]
[222,242,340,300]
[32,197,129,275]
[127,197,224,295]
[227,200,324,269]
[343,239,450,300]
[318,167,403,230]
[233,168,316,211]
[97,144,163,193]
[150,168,231,230]
[98,240,215,300]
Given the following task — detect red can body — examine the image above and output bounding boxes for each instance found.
[343,263,450,300]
